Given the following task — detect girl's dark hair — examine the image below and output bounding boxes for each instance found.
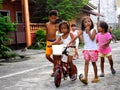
[54,18,62,24]
[71,24,76,27]
[48,10,58,16]
[99,21,108,33]
[81,16,94,31]
[59,22,70,33]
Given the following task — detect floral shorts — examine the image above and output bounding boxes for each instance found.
[83,50,98,62]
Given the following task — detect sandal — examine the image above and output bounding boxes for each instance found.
[80,78,88,85]
[99,73,104,77]
[110,68,116,74]
[79,74,88,85]
[91,78,100,83]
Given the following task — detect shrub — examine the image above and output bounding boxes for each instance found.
[112,29,120,40]
[0,16,16,58]
[29,29,46,49]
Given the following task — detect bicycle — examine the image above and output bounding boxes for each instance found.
[52,45,77,87]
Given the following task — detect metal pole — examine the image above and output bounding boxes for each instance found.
[97,0,100,22]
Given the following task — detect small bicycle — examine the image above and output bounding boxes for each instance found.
[52,45,77,87]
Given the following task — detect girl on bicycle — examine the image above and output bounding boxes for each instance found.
[49,21,77,81]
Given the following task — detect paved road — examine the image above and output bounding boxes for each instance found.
[0,41,120,90]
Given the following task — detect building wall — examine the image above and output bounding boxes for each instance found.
[90,0,118,28]
[1,0,22,22]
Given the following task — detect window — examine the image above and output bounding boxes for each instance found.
[0,10,10,17]
[16,11,22,23]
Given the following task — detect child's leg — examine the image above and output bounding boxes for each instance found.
[46,54,54,63]
[67,55,77,81]
[82,50,90,80]
[92,62,98,79]
[100,57,105,74]
[67,55,76,75]
[91,62,100,83]
[73,48,79,59]
[107,55,116,74]
[84,60,89,80]
[107,55,113,69]
[76,49,79,58]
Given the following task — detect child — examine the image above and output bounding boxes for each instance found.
[69,16,100,84]
[70,24,80,59]
[45,10,58,76]
[96,21,116,77]
[108,26,117,43]
[50,22,77,81]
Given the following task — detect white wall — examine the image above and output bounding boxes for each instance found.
[90,0,118,25]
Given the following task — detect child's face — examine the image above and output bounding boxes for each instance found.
[71,26,76,30]
[60,24,69,34]
[48,15,57,23]
[98,25,103,32]
[84,18,92,28]
[55,23,59,31]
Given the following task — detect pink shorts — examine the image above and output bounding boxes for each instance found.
[83,50,98,62]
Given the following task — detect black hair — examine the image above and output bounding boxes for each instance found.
[54,18,62,24]
[99,21,108,33]
[48,10,58,16]
[59,22,70,33]
[81,16,94,31]
[71,24,76,27]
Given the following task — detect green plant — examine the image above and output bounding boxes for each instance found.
[112,29,120,40]
[29,0,89,22]
[0,16,16,58]
[29,29,46,49]
[46,0,89,21]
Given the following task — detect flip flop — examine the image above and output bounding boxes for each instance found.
[79,74,88,85]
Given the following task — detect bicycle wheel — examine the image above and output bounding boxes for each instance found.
[54,69,61,87]
[69,65,77,79]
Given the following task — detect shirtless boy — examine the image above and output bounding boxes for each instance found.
[45,10,58,76]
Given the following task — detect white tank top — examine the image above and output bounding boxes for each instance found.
[70,30,79,48]
[83,29,97,50]
[70,30,78,37]
[61,34,72,47]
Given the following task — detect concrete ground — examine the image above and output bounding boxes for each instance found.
[0,41,120,90]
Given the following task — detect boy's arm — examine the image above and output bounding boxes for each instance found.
[49,37,62,47]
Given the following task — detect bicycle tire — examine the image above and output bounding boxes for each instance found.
[69,65,77,79]
[54,69,61,87]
